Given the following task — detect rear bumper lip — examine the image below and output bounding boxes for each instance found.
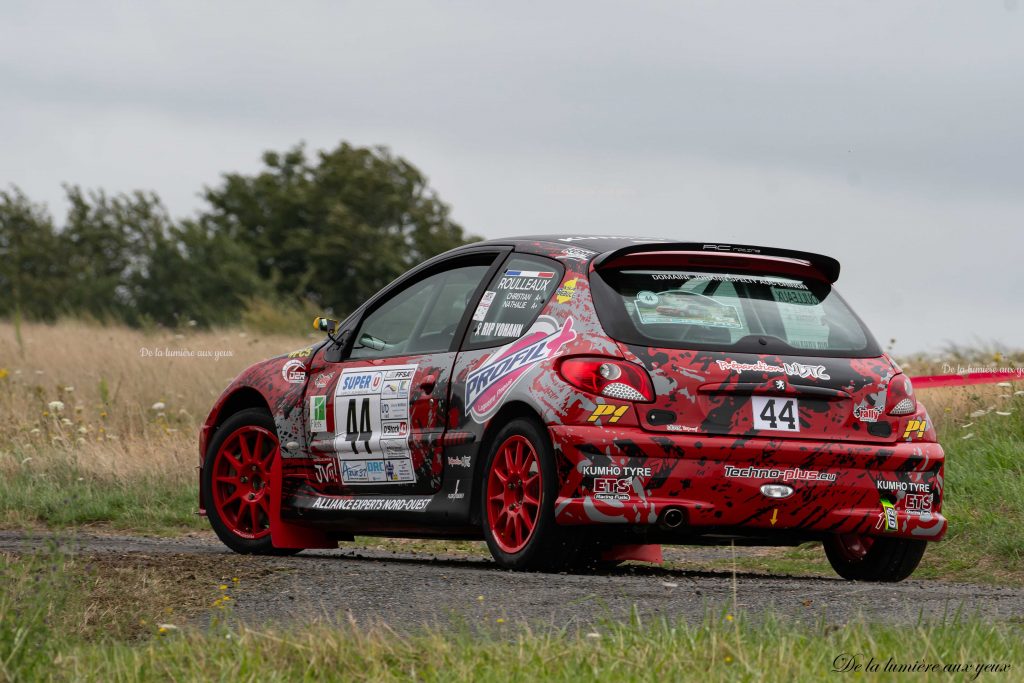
[549,424,946,541]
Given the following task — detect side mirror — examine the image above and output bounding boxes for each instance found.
[314,317,339,335]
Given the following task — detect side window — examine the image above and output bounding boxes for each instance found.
[465,255,564,348]
[351,265,490,359]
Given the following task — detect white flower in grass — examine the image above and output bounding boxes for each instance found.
[962,433,975,440]
[60,418,72,426]
[29,429,40,435]
[63,386,74,393]
[997,382,1012,388]
[995,411,1012,416]
[1015,391,1024,397]
[47,400,64,412]
[151,402,166,411]
[961,422,974,428]
[586,632,601,639]
[77,426,88,434]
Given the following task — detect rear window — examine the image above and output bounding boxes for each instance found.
[591,269,880,357]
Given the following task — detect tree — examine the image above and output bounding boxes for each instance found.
[0,187,65,320]
[200,142,478,315]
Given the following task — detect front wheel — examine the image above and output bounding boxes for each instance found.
[480,418,578,571]
[202,408,300,555]
[823,533,926,582]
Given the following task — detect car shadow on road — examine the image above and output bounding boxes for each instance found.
[295,548,839,583]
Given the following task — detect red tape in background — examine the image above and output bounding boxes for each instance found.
[910,371,1024,389]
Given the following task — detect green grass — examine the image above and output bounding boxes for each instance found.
[0,449,204,534]
[1,550,1021,683]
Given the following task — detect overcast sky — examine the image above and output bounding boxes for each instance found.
[2,1,1022,354]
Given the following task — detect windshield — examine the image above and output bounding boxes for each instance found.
[591,268,880,357]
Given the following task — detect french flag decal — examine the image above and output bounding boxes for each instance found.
[504,270,554,278]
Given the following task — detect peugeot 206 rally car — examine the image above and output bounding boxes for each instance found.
[199,236,944,581]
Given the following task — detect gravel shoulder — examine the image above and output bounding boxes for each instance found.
[3,529,1021,632]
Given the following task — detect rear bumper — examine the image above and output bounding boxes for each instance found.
[550,425,946,541]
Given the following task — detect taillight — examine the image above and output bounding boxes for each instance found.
[558,357,655,402]
[885,374,917,416]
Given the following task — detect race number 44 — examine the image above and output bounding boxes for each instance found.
[752,396,800,432]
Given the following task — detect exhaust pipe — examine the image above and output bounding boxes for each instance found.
[659,507,685,530]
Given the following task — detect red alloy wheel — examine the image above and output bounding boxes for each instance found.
[211,425,277,540]
[486,434,543,554]
[833,533,875,562]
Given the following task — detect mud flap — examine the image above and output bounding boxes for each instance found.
[600,544,664,564]
[269,452,337,550]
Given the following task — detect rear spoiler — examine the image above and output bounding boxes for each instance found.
[592,242,841,284]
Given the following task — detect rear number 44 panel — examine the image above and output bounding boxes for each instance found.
[751,396,800,432]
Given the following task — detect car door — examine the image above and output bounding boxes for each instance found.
[304,253,499,495]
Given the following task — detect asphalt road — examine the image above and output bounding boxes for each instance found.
[3,530,1021,632]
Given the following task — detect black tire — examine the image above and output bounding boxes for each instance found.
[203,407,301,556]
[480,418,580,571]
[823,534,926,582]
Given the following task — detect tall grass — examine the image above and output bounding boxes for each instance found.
[0,320,309,531]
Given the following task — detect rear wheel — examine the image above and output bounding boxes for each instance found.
[203,408,300,555]
[824,533,925,582]
[481,418,578,571]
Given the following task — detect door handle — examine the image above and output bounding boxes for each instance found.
[420,374,438,395]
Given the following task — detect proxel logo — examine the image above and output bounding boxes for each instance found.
[466,316,576,423]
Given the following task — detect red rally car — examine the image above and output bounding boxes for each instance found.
[199,236,945,581]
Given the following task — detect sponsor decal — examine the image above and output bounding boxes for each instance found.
[312,460,338,484]
[386,459,414,482]
[366,459,387,482]
[555,278,578,304]
[313,372,335,389]
[287,347,313,358]
[593,477,631,501]
[309,395,327,432]
[337,371,383,396]
[876,480,931,494]
[876,499,898,532]
[715,359,830,381]
[381,421,408,438]
[466,316,577,422]
[341,461,368,483]
[635,291,742,329]
[904,493,933,515]
[310,497,430,512]
[282,359,306,384]
[903,419,928,439]
[581,465,651,477]
[380,399,408,420]
[556,247,597,261]
[724,465,837,483]
[652,271,808,289]
[587,404,628,424]
[666,424,699,432]
[447,455,472,468]
[854,405,881,422]
[472,290,497,322]
[447,480,465,500]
